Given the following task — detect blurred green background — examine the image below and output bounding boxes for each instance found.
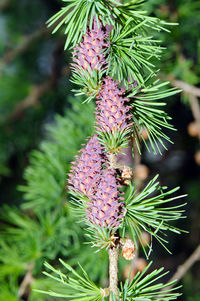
[0,0,199,300]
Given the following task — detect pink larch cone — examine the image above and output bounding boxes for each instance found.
[96,76,132,134]
[68,135,103,198]
[72,20,109,73]
[87,168,125,229]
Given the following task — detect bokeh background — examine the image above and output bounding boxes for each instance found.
[0,0,200,300]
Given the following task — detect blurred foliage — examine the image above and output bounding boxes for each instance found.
[0,0,200,300]
[0,99,109,300]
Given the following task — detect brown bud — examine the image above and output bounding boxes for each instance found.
[135,164,149,181]
[121,166,133,185]
[194,151,200,165]
[139,232,151,247]
[187,122,200,137]
[141,128,148,140]
[135,258,147,272]
[123,265,135,280]
[121,239,136,260]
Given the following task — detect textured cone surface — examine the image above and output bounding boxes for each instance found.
[72,20,109,72]
[68,135,103,197]
[87,168,125,229]
[96,77,132,133]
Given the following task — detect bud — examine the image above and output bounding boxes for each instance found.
[139,232,151,247]
[121,166,133,184]
[123,264,135,281]
[121,239,136,260]
[187,122,200,137]
[135,258,147,272]
[194,150,200,165]
[135,164,149,181]
[141,128,149,140]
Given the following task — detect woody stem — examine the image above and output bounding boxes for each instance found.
[109,245,119,300]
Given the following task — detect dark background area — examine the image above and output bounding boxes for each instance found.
[0,0,199,300]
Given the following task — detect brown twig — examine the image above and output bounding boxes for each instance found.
[173,80,200,98]
[109,245,119,300]
[6,81,50,122]
[188,95,200,140]
[5,38,69,122]
[160,74,200,98]
[0,27,50,74]
[18,263,34,298]
[163,244,200,290]
[160,74,200,140]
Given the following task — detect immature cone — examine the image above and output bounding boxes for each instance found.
[96,77,132,133]
[68,135,103,197]
[69,136,125,229]
[87,168,125,229]
[72,20,109,72]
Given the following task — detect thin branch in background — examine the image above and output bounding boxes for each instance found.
[160,75,200,98]
[0,0,11,12]
[4,37,68,123]
[173,80,200,98]
[160,74,200,140]
[5,63,70,122]
[18,263,34,298]
[6,81,50,121]
[172,79,200,136]
[0,27,50,74]
[162,244,200,291]
[0,10,67,75]
[188,95,200,140]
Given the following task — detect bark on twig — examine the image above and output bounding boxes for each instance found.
[109,245,119,300]
[162,244,200,291]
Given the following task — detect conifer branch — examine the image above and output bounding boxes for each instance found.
[37,1,187,300]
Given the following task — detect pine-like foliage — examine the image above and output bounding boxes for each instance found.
[37,1,188,301]
[0,99,109,300]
